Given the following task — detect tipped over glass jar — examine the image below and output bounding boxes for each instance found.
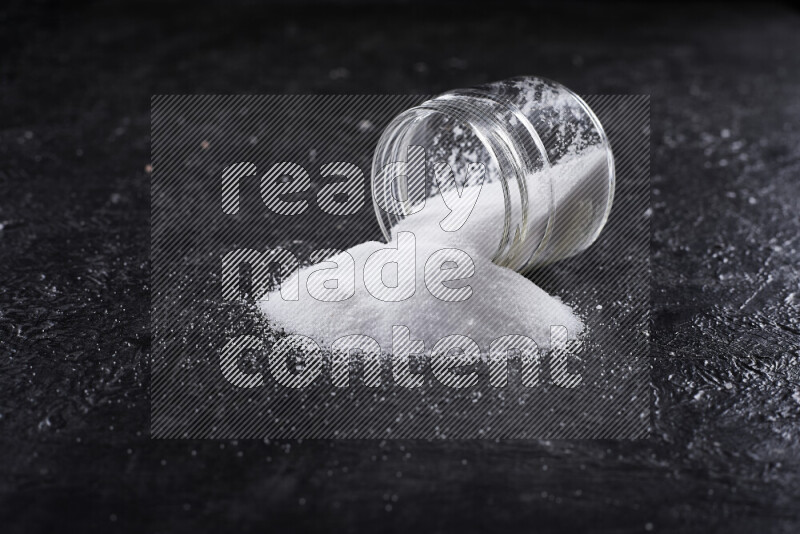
[371,76,615,272]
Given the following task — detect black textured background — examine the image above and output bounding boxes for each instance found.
[1,1,799,532]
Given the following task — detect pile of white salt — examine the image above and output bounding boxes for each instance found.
[257,149,606,352]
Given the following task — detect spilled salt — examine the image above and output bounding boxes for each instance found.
[257,149,605,353]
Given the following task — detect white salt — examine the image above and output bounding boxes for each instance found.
[260,234,582,351]
[257,149,605,353]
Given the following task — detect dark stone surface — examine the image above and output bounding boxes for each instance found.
[1,1,798,532]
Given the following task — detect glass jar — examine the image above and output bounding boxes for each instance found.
[371,76,614,271]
